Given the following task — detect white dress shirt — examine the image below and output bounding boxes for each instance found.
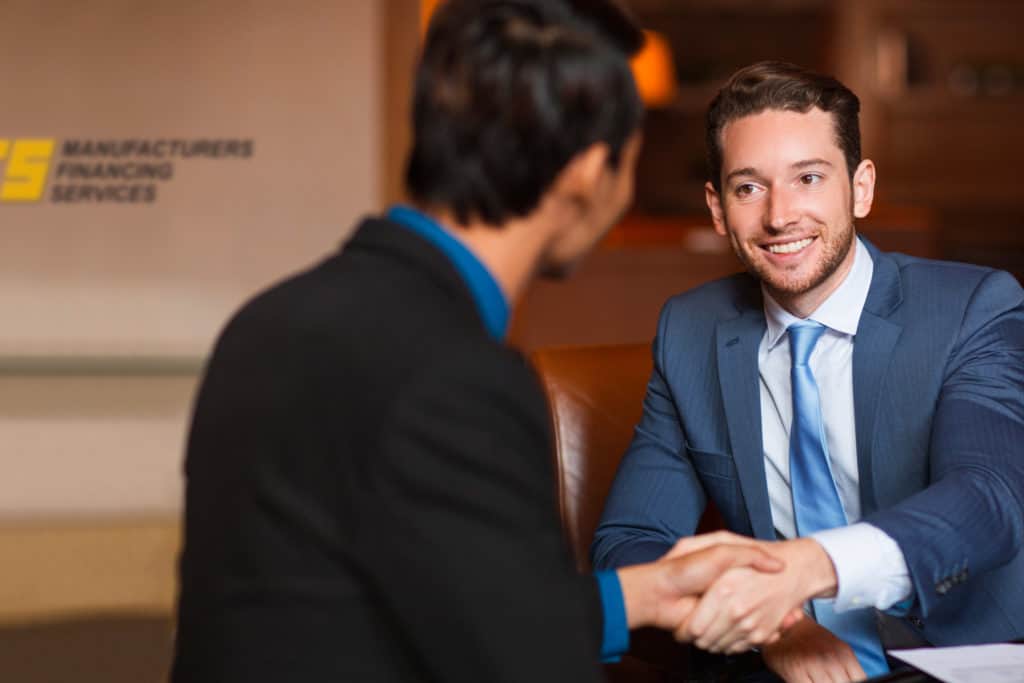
[759,238,912,612]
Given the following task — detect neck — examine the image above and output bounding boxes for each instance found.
[416,201,568,308]
[772,237,858,319]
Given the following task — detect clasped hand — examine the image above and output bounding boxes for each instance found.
[663,531,838,654]
[619,531,814,649]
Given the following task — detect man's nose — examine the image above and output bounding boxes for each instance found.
[765,188,798,231]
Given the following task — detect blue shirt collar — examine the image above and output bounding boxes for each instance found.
[386,205,510,341]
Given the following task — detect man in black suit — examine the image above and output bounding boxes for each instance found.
[171,2,790,681]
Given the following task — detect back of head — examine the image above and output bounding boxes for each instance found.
[705,60,861,192]
[406,0,644,226]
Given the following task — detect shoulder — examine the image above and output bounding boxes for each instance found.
[882,251,1023,317]
[209,218,483,369]
[657,272,758,332]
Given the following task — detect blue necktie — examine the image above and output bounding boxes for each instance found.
[788,322,888,677]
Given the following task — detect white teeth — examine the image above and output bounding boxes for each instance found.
[767,237,813,254]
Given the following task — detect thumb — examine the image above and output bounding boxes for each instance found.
[663,530,752,560]
[705,544,785,574]
[745,547,786,573]
[664,544,782,595]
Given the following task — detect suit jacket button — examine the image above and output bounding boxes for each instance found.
[936,581,950,595]
[909,616,924,629]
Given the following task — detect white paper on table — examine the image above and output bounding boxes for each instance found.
[889,644,1024,683]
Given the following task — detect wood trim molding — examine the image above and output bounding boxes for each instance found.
[0,519,180,624]
[380,0,421,207]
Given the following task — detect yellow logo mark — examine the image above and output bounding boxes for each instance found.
[0,138,55,202]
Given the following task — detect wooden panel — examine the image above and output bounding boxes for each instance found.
[0,519,179,624]
[382,0,420,206]
[510,243,740,350]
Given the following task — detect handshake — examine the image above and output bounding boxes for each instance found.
[616,530,839,653]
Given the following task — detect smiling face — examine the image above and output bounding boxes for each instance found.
[705,107,875,317]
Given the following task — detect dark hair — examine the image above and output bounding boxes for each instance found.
[706,61,861,192]
[405,0,644,226]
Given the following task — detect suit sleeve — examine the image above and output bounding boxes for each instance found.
[866,269,1024,618]
[591,300,709,569]
[350,345,605,683]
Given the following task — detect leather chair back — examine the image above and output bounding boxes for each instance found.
[532,344,729,681]
[531,344,652,572]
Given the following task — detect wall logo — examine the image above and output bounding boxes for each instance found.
[0,138,253,204]
[0,139,55,202]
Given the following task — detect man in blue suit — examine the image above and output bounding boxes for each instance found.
[593,61,1024,682]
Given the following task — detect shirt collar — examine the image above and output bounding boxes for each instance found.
[386,204,510,341]
[763,237,874,349]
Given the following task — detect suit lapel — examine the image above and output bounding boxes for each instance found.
[853,242,904,516]
[716,299,775,540]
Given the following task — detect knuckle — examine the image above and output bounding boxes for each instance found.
[728,598,751,619]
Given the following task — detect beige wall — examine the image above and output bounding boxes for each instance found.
[0,0,388,523]
[1,0,382,359]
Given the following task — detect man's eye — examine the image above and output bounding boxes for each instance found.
[800,173,823,185]
[735,183,755,197]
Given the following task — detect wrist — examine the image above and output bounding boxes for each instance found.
[789,538,838,600]
[615,564,657,629]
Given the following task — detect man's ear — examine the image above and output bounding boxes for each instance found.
[852,159,876,219]
[554,142,610,204]
[705,181,727,236]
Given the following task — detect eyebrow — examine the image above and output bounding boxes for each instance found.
[724,158,835,185]
[792,158,834,170]
[724,167,759,185]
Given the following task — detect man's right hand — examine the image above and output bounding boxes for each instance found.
[762,617,866,683]
[668,531,837,653]
[617,541,793,637]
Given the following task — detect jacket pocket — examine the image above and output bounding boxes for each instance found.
[686,445,736,480]
[686,445,743,518]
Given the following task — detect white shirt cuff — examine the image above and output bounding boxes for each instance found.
[811,522,913,612]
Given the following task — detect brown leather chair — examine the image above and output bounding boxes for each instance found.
[531,344,726,682]
[531,343,653,572]
[531,343,724,571]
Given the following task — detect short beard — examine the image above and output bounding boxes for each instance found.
[743,219,856,302]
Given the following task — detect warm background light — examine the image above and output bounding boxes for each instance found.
[631,30,678,107]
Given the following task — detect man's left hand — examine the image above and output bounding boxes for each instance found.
[763,617,866,683]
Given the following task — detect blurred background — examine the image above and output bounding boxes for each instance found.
[1,1,1020,680]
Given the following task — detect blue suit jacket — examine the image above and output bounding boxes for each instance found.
[593,241,1024,646]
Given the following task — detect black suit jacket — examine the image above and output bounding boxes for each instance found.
[172,217,606,682]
